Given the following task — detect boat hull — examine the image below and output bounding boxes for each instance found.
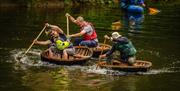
[41,46,93,65]
[98,60,152,72]
[91,43,111,57]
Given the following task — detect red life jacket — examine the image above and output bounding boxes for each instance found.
[80,22,97,40]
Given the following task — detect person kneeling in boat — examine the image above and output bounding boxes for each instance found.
[99,32,137,65]
[34,23,75,60]
[65,13,98,47]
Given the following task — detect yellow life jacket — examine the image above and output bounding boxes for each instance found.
[55,40,70,50]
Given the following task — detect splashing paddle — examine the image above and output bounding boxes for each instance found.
[18,25,46,60]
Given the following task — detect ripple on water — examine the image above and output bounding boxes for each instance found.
[10,49,180,75]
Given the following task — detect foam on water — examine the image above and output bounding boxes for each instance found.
[11,49,48,67]
[80,65,180,76]
[10,49,180,75]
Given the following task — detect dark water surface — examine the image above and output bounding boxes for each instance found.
[0,4,180,91]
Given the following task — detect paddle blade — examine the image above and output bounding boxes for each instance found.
[17,56,22,60]
[17,55,24,60]
[149,7,160,15]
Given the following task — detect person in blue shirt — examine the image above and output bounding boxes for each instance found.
[120,0,146,32]
[34,23,75,60]
[121,0,145,11]
[100,32,137,65]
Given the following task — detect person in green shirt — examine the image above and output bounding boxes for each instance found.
[100,32,137,65]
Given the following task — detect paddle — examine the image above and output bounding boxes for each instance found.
[143,2,160,15]
[19,25,47,59]
[96,38,107,69]
[148,7,160,15]
[66,15,69,36]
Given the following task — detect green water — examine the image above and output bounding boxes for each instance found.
[0,4,180,91]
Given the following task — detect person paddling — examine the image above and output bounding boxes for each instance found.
[120,0,146,32]
[65,13,98,47]
[34,23,75,60]
[99,32,137,65]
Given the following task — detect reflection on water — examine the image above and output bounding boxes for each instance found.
[7,47,180,91]
[1,3,180,91]
[11,49,180,76]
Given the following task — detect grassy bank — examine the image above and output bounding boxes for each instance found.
[0,0,118,8]
[0,0,180,8]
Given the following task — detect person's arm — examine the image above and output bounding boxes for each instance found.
[105,44,116,57]
[139,0,146,7]
[45,23,64,34]
[34,40,51,45]
[69,25,93,38]
[99,42,116,58]
[66,13,77,24]
[69,30,85,38]
[51,25,64,34]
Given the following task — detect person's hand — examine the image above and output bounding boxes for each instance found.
[99,54,106,58]
[45,23,50,27]
[65,13,70,17]
[66,35,72,39]
[45,30,51,35]
[33,39,38,44]
[104,35,110,39]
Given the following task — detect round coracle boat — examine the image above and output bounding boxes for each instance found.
[90,43,111,57]
[98,60,152,72]
[41,46,93,65]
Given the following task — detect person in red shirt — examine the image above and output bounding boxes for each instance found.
[66,13,98,47]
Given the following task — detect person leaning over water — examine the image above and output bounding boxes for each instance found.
[65,13,98,47]
[99,32,137,65]
[34,23,75,60]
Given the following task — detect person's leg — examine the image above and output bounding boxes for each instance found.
[65,48,75,56]
[73,38,83,46]
[120,54,131,64]
[63,50,68,60]
[128,56,136,65]
[63,48,75,60]
[48,48,54,58]
[79,40,98,47]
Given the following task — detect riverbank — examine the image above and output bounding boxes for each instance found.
[0,0,180,8]
[0,0,119,8]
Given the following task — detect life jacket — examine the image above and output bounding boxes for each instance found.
[55,40,70,50]
[80,22,97,40]
[115,37,137,56]
[50,34,72,50]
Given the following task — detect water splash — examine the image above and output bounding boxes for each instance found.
[11,49,48,67]
[80,64,180,76]
[10,49,180,75]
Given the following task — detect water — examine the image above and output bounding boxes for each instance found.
[0,4,180,91]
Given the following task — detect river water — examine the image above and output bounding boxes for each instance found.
[0,4,180,91]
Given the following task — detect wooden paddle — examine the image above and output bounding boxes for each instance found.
[20,25,47,59]
[96,38,107,69]
[66,15,69,36]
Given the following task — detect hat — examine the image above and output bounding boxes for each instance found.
[111,32,121,39]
